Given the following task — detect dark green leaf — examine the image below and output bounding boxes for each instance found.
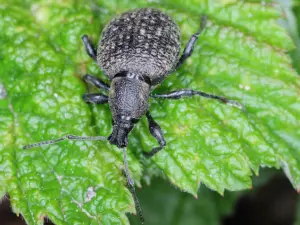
[128,178,240,225]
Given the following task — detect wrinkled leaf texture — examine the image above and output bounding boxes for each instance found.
[0,0,299,224]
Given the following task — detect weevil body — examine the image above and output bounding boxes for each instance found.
[81,8,242,150]
[98,8,181,148]
[24,8,244,223]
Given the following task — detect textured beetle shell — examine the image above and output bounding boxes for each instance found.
[97,8,181,85]
[109,77,150,121]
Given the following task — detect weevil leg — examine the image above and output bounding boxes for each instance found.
[83,93,108,104]
[23,135,107,149]
[122,148,145,223]
[82,74,110,91]
[174,15,207,71]
[151,89,245,111]
[82,35,97,61]
[143,112,166,158]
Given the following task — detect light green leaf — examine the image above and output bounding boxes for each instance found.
[0,0,299,224]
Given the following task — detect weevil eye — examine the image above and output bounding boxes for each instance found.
[119,115,139,125]
[130,118,139,124]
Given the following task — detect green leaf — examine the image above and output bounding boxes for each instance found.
[291,0,300,73]
[277,0,300,73]
[128,178,240,225]
[0,0,300,224]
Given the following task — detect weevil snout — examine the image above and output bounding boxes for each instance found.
[108,120,134,148]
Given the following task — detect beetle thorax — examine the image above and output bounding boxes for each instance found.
[109,71,151,121]
[107,71,151,147]
[108,71,150,129]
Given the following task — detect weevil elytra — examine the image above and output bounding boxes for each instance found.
[24,8,244,223]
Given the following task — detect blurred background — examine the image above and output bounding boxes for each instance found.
[1,0,299,225]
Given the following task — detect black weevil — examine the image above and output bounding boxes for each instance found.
[24,8,243,223]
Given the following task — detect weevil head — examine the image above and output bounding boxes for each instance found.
[108,116,136,148]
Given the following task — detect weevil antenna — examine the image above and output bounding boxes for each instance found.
[200,14,207,32]
[23,134,107,149]
[122,148,144,223]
